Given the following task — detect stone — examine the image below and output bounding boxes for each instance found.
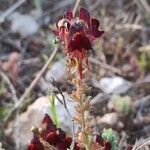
[98,112,119,126]
[96,112,124,129]
[93,76,132,94]
[6,93,75,149]
[9,12,39,37]
[45,60,66,82]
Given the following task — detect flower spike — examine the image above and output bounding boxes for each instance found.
[54,8,104,80]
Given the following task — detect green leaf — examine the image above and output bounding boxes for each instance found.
[0,106,10,121]
[111,95,132,115]
[102,128,118,150]
[139,53,147,72]
[49,93,58,127]
[0,80,6,96]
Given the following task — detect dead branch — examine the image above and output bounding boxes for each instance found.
[132,137,150,150]
[0,70,18,103]
[89,57,122,75]
[0,0,26,23]
[3,47,58,126]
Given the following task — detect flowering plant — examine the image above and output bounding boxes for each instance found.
[54,7,104,80]
[28,114,80,150]
[28,8,116,150]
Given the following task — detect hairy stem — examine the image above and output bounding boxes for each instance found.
[80,96,91,150]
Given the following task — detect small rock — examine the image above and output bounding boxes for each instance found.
[93,76,132,94]
[107,99,114,110]
[96,112,124,129]
[98,112,119,126]
[6,93,75,149]
[0,142,5,150]
[9,12,39,37]
[45,60,66,82]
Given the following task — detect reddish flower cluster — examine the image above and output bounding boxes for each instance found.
[95,135,111,150]
[54,8,104,80]
[28,114,80,150]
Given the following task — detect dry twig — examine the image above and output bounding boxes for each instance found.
[0,71,20,149]
[4,47,58,125]
[89,57,122,75]
[0,70,18,103]
[0,0,26,23]
[132,137,150,150]
[73,0,81,16]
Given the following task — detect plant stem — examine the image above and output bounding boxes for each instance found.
[80,87,91,150]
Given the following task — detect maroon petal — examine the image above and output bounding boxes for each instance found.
[104,141,111,150]
[42,114,56,132]
[79,8,90,26]
[52,30,59,36]
[82,36,92,50]
[27,144,36,150]
[28,135,44,150]
[46,132,58,145]
[63,137,72,148]
[57,137,72,150]
[28,144,35,150]
[127,145,133,150]
[69,21,84,37]
[42,114,54,125]
[95,135,104,146]
[85,57,90,71]
[64,9,73,20]
[57,137,81,150]
[57,128,66,142]
[74,143,81,150]
[68,33,92,52]
[91,18,104,38]
[57,143,66,150]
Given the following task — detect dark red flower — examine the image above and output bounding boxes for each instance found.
[95,135,112,150]
[56,137,72,150]
[54,8,104,80]
[28,114,81,150]
[96,135,104,146]
[104,141,112,150]
[46,132,59,145]
[28,144,40,150]
[42,113,56,135]
[127,145,133,150]
[57,137,81,150]
[28,135,44,150]
[46,128,66,145]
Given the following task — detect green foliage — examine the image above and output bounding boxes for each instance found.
[0,106,11,121]
[111,95,132,115]
[144,14,150,26]
[0,107,7,120]
[49,93,58,127]
[139,53,148,72]
[102,128,118,150]
[0,80,6,96]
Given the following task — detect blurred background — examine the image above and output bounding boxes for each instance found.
[0,0,150,150]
